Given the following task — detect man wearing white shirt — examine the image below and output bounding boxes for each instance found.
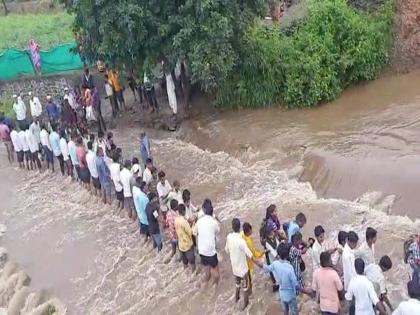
[18,128,30,170]
[29,117,41,151]
[86,141,100,194]
[225,218,254,310]
[10,127,24,169]
[393,280,420,315]
[28,92,42,119]
[110,155,124,209]
[343,231,359,291]
[142,158,153,185]
[193,199,220,285]
[156,171,172,212]
[63,87,77,110]
[356,227,377,266]
[365,255,393,312]
[120,160,135,220]
[39,124,54,172]
[13,94,27,129]
[25,127,41,170]
[345,258,386,315]
[59,130,72,177]
[310,225,337,271]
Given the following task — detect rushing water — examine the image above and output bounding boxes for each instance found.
[0,70,420,314]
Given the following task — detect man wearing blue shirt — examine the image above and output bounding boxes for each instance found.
[46,96,60,124]
[96,147,112,204]
[140,131,151,166]
[287,212,307,243]
[256,243,300,315]
[49,124,64,175]
[134,181,150,242]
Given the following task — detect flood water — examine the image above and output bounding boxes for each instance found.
[1,70,420,314]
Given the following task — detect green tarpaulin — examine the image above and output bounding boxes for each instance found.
[0,42,84,81]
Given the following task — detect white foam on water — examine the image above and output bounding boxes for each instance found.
[1,134,419,314]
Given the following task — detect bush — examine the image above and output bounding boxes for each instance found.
[217,0,394,109]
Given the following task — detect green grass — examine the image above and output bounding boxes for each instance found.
[0,13,74,51]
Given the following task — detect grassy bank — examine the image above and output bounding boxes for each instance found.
[217,0,395,109]
[0,13,74,51]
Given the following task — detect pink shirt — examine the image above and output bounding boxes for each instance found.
[165,210,178,241]
[312,267,343,313]
[76,146,87,168]
[0,124,10,141]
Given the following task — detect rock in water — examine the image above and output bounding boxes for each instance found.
[7,286,31,315]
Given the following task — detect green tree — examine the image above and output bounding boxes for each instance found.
[67,0,266,111]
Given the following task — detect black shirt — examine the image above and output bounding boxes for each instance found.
[146,202,160,235]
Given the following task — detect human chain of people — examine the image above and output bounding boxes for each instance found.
[0,75,419,315]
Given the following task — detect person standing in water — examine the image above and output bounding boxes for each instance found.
[96,147,112,204]
[194,199,220,285]
[356,227,377,266]
[165,199,179,261]
[146,192,162,253]
[39,124,54,172]
[0,121,13,164]
[175,204,196,273]
[140,132,151,167]
[225,218,255,310]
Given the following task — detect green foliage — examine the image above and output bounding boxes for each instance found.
[0,13,74,51]
[68,0,266,89]
[0,94,15,120]
[217,0,395,109]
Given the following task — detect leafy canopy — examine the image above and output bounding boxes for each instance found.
[68,0,266,90]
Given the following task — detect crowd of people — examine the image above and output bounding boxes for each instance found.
[0,77,419,315]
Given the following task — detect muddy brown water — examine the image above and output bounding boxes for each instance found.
[0,70,419,314]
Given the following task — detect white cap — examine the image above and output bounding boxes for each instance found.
[132,164,140,174]
[12,94,17,98]
[46,95,52,100]
[64,87,69,91]
[28,91,32,96]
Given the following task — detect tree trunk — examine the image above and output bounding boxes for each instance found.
[1,0,9,16]
[180,61,191,113]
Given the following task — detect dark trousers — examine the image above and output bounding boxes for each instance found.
[96,107,107,132]
[56,154,65,175]
[109,95,118,118]
[145,87,158,110]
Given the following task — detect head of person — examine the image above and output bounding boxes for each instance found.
[28,91,33,100]
[295,212,307,228]
[107,131,113,140]
[347,231,359,249]
[124,159,131,169]
[98,130,104,140]
[112,153,120,163]
[84,68,90,76]
[379,255,392,272]
[64,87,69,94]
[97,147,104,157]
[89,134,95,142]
[178,204,186,217]
[132,164,140,176]
[407,279,420,300]
[173,180,180,190]
[40,123,47,131]
[182,189,191,205]
[87,141,93,151]
[277,243,289,260]
[320,251,332,268]
[60,129,66,139]
[232,218,241,233]
[354,258,365,275]
[291,231,303,246]
[146,158,153,169]
[46,95,52,103]
[170,199,178,211]
[202,198,213,216]
[158,171,166,184]
[51,123,58,132]
[314,225,325,244]
[265,204,277,220]
[76,136,84,146]
[366,227,377,246]
[139,180,147,192]
[338,231,348,247]
[148,192,158,203]
[243,222,252,237]
[132,157,139,165]
[140,131,146,140]
[33,116,39,123]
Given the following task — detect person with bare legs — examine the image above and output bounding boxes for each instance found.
[175,204,196,273]
[194,199,220,285]
[0,121,14,164]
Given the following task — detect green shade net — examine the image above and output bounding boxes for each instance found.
[40,42,84,74]
[0,42,84,81]
[0,48,35,80]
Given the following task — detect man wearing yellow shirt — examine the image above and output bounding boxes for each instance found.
[107,67,126,111]
[174,204,196,272]
[241,222,265,292]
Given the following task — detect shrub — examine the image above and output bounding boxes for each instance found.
[216,0,395,109]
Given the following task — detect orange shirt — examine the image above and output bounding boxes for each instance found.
[109,71,122,92]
